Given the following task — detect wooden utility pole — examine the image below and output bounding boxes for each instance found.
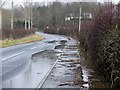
[11,0,14,30]
[78,2,82,32]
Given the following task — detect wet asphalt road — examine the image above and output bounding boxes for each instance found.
[0,32,68,88]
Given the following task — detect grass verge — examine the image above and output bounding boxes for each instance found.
[0,34,44,48]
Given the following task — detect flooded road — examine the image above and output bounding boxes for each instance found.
[2,51,57,88]
[1,32,68,88]
[1,32,106,89]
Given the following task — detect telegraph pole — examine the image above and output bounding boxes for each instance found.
[78,2,82,32]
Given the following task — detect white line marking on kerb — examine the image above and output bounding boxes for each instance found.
[1,51,25,62]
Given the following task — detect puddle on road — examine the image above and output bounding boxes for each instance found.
[2,50,60,88]
[32,50,58,61]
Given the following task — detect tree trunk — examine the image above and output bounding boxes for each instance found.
[30,1,33,29]
[28,16,31,30]
[11,0,14,30]
[25,18,27,29]
[24,5,27,30]
[0,10,2,30]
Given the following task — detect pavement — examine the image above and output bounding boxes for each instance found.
[41,37,89,89]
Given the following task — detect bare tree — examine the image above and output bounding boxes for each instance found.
[30,0,33,29]
[0,0,6,30]
[11,0,14,30]
[0,0,6,8]
[24,3,27,29]
[0,9,2,30]
[24,0,33,30]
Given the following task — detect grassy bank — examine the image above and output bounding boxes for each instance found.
[0,34,44,48]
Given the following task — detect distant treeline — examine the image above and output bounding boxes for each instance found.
[41,2,96,36]
[1,2,96,39]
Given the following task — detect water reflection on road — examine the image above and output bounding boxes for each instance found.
[2,32,67,88]
[2,50,59,88]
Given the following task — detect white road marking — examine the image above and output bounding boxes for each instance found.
[1,51,25,62]
[31,47,38,50]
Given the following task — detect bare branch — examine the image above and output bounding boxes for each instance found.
[0,0,7,8]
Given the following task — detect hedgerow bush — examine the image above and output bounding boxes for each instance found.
[78,2,120,88]
[44,24,78,36]
[1,28,35,40]
[78,20,93,51]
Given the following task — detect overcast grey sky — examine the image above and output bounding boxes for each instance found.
[12,0,119,3]
[1,0,120,8]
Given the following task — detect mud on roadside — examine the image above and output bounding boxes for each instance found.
[41,41,89,88]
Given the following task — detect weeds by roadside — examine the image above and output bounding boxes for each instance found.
[0,35,44,48]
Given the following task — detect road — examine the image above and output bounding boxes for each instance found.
[0,32,68,88]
